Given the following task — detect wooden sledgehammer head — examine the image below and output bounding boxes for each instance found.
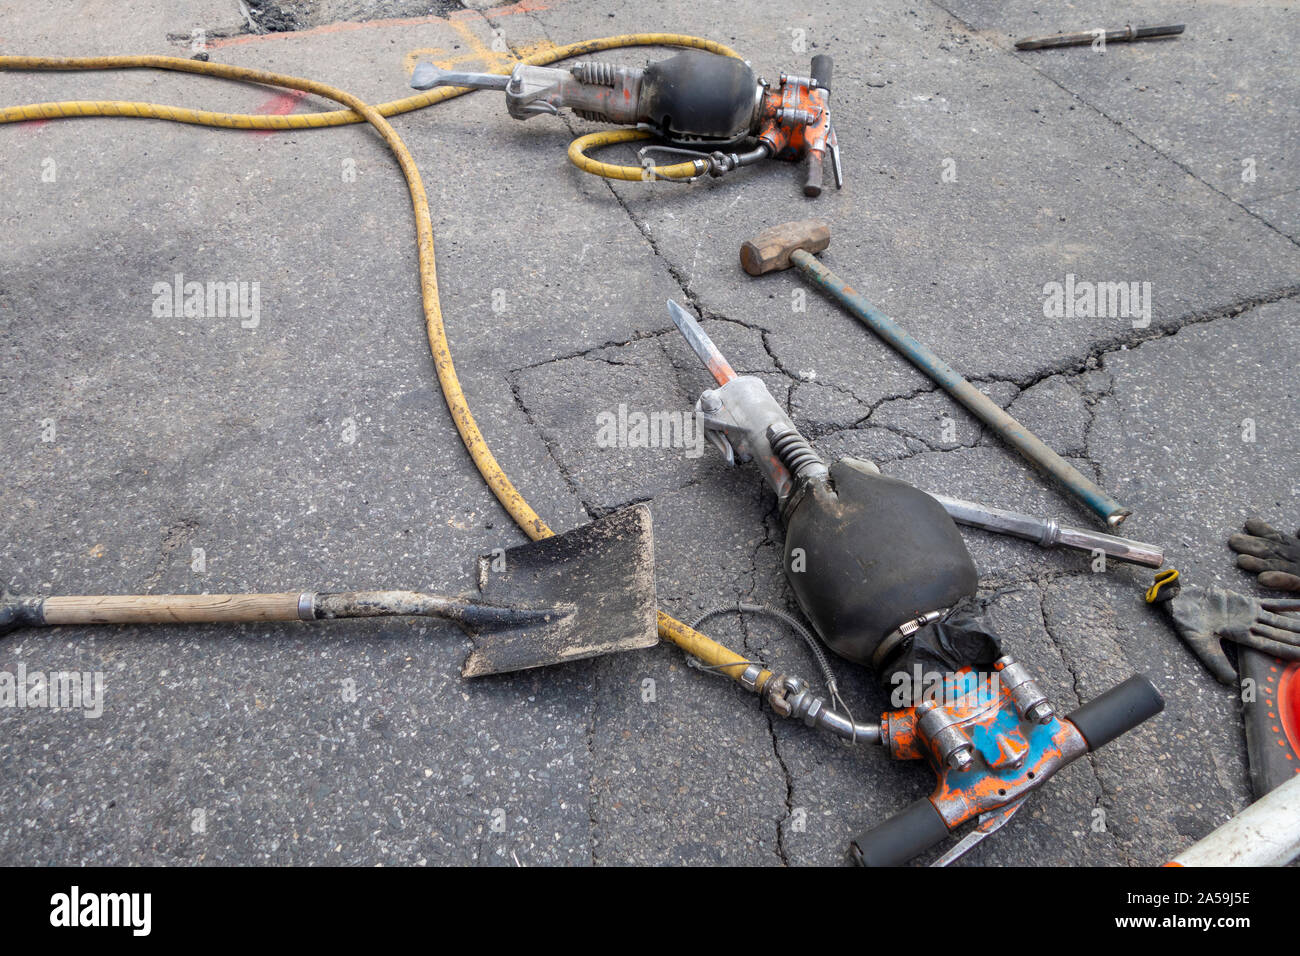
[740,219,830,276]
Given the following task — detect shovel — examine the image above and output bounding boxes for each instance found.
[0,506,658,678]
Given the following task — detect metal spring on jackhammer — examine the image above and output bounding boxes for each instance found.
[570,61,620,86]
[767,423,824,480]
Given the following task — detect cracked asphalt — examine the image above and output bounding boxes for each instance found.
[1,0,1297,866]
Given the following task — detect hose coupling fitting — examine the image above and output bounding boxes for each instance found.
[765,673,883,745]
[765,673,806,718]
[707,151,739,177]
[738,662,765,694]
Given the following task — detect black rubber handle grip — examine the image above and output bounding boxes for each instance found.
[850,796,951,867]
[810,54,832,91]
[1066,674,1164,752]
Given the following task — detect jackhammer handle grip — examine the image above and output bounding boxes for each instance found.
[810,54,832,91]
[1066,674,1165,752]
[804,152,825,197]
[849,796,951,867]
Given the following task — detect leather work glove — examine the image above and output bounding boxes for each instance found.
[1159,584,1300,684]
[1229,518,1300,592]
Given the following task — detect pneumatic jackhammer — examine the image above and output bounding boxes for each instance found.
[665,300,1165,866]
[411,49,842,195]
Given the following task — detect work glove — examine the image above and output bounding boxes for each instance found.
[1229,518,1300,592]
[1160,584,1300,684]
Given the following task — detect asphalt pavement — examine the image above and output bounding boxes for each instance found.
[1,0,1296,865]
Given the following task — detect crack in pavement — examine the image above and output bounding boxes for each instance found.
[1081,372,1118,474]
[761,331,877,409]
[1033,578,1138,866]
[512,325,679,373]
[741,514,797,866]
[1079,373,1112,427]
[503,368,597,519]
[141,517,200,592]
[584,676,599,868]
[966,286,1300,395]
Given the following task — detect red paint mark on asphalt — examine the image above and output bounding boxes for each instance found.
[249,88,308,135]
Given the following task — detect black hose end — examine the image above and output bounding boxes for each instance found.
[1067,674,1165,752]
[810,54,833,92]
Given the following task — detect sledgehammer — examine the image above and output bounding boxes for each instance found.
[740,219,1132,527]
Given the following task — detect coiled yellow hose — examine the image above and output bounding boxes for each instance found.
[0,34,771,690]
[0,32,737,181]
[567,128,701,182]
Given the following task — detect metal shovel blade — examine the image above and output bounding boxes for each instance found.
[462,505,658,677]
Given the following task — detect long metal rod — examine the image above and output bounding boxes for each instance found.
[931,493,1163,567]
[1015,24,1184,51]
[790,250,1131,527]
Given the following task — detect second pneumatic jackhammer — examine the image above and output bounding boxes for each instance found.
[411,49,843,195]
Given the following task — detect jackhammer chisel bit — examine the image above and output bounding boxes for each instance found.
[1015,24,1185,51]
[410,64,511,92]
[932,494,1164,568]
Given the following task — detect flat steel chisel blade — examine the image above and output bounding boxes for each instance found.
[667,299,736,386]
[410,63,511,91]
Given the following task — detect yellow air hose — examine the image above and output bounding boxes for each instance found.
[567,128,700,182]
[0,34,772,692]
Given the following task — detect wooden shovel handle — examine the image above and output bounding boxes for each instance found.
[41,593,306,625]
